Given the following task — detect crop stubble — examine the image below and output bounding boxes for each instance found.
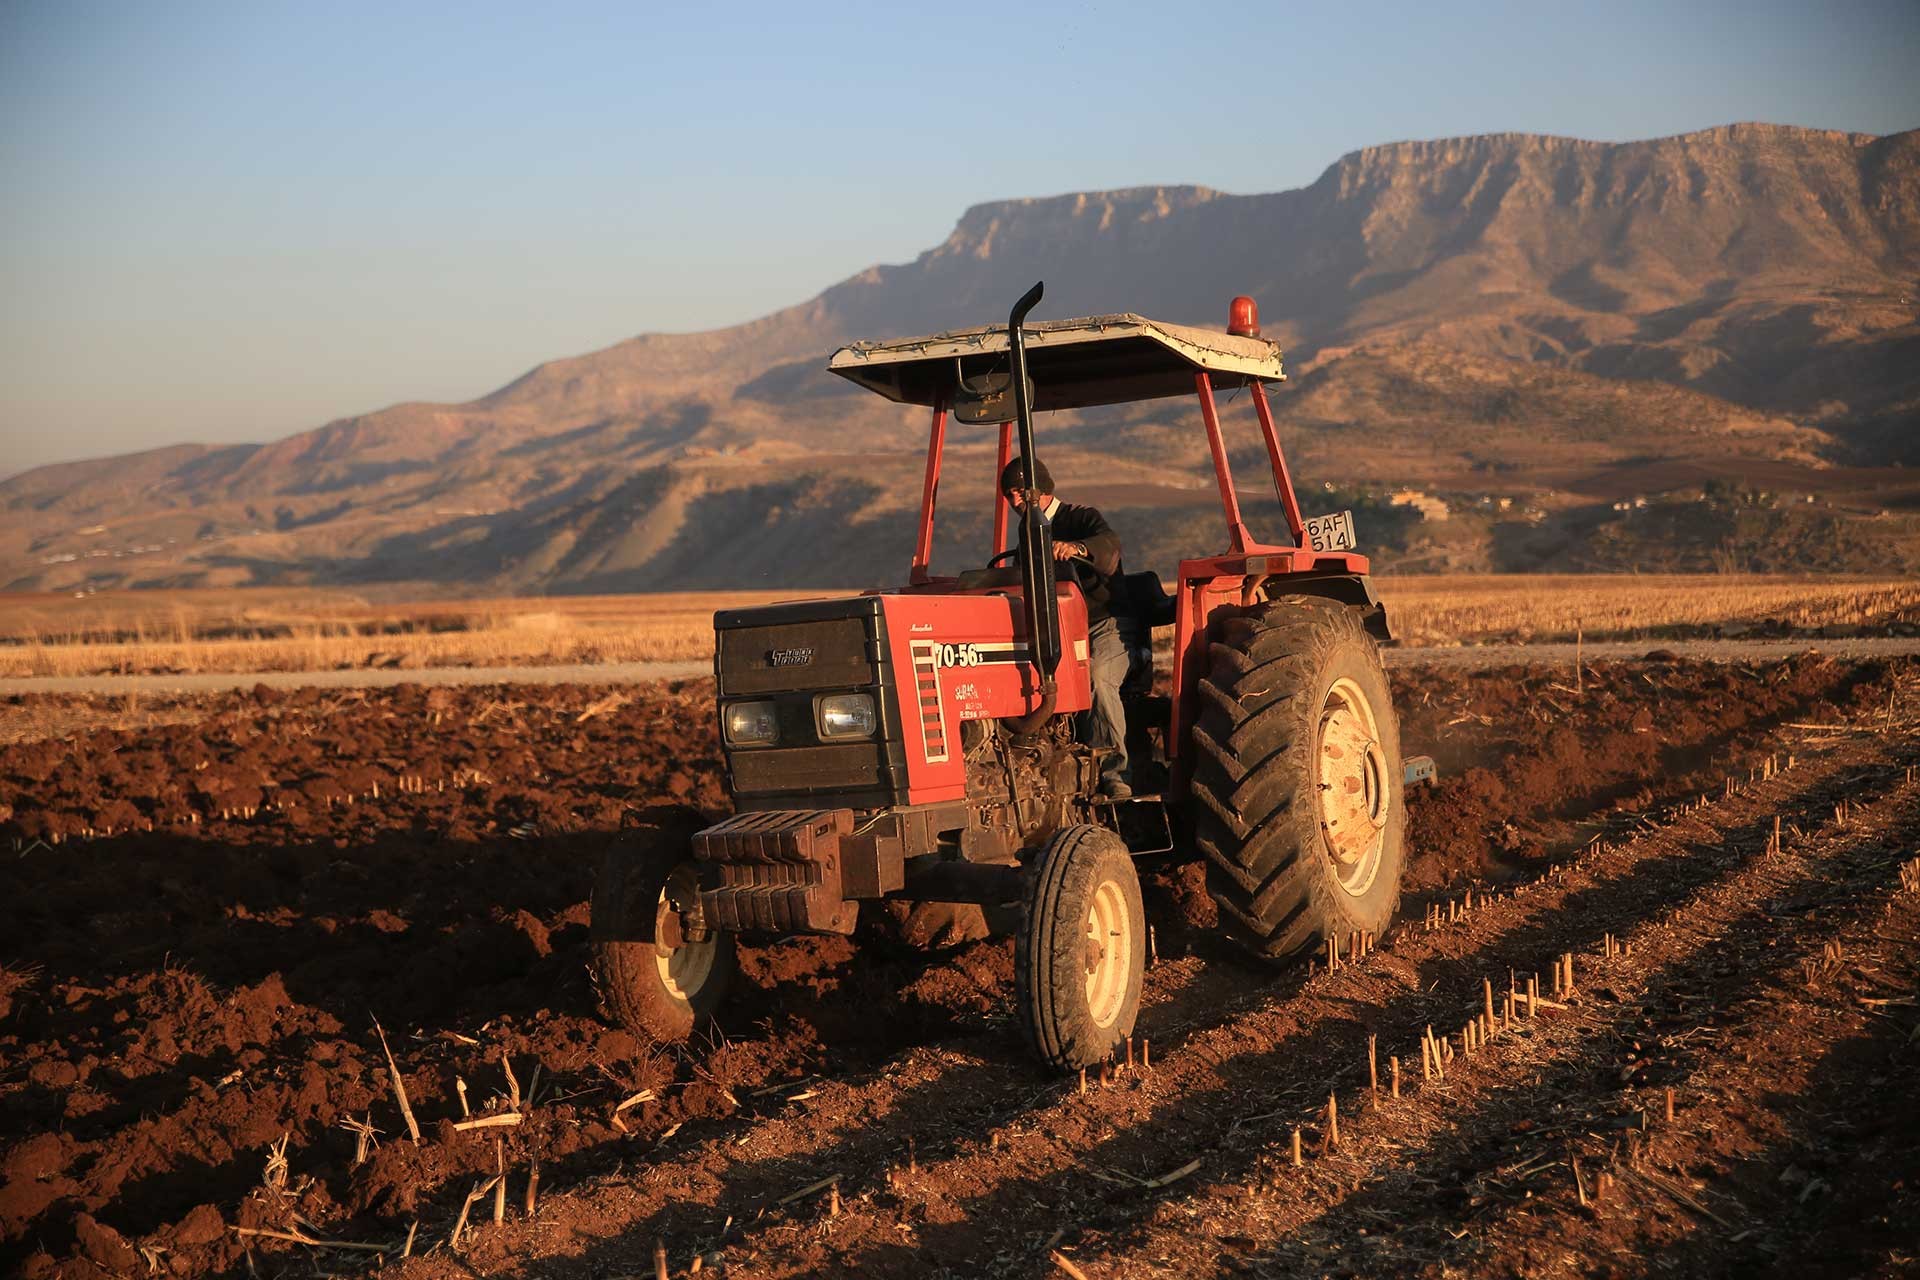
[0,655,1914,1278]
[4,575,1916,680]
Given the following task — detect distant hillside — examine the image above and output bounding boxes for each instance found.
[5,122,1917,592]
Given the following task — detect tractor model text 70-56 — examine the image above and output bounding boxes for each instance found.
[592,283,1408,1070]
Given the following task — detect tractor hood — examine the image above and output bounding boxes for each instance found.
[712,588,1092,810]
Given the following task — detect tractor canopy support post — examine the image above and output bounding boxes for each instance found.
[910,396,949,584]
[992,419,1013,557]
[1194,373,1253,554]
[1249,381,1307,549]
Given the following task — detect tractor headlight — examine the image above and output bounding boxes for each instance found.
[816,693,877,740]
[723,700,778,746]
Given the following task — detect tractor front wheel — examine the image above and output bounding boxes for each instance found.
[1015,824,1146,1071]
[591,806,736,1041]
[1192,596,1406,961]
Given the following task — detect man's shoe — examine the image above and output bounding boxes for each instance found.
[1099,779,1133,800]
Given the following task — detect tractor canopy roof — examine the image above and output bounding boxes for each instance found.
[828,313,1284,413]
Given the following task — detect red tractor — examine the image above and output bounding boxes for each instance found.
[592,283,1407,1071]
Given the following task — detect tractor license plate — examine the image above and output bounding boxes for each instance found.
[1304,510,1357,552]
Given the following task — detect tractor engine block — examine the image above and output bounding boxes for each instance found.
[961,716,1095,854]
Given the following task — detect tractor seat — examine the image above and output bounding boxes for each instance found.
[1114,571,1175,631]
[1113,570,1173,700]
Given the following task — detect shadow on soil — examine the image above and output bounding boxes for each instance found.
[491,761,1915,1277]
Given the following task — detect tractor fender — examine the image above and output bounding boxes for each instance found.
[1263,571,1393,642]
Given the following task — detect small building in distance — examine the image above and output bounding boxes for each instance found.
[1389,489,1450,522]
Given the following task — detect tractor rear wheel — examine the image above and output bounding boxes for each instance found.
[591,806,736,1041]
[1191,596,1405,961]
[1015,824,1145,1071]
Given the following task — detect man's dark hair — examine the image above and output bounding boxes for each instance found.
[999,456,1053,496]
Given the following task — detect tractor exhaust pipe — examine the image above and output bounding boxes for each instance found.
[1006,281,1061,737]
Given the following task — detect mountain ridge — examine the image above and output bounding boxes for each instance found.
[6,121,1917,590]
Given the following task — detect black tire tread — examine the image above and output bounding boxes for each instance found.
[591,805,736,1042]
[1192,596,1405,961]
[1015,825,1145,1071]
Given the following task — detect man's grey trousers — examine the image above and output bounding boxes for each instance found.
[1082,615,1130,788]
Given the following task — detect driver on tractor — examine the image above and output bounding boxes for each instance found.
[999,456,1131,799]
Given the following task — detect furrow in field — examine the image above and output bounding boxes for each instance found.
[403,723,1896,1277]
[1072,748,1920,1277]
[8,662,1908,1280]
[723,751,1914,1279]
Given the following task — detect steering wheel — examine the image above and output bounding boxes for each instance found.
[986,546,1094,571]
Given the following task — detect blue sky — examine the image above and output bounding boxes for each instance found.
[3,0,1916,473]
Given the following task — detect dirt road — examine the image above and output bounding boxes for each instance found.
[6,636,1920,696]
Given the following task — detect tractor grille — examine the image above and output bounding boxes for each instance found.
[718,617,872,696]
[713,597,908,807]
[730,743,892,796]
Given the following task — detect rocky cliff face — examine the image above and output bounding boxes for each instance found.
[5,124,1916,591]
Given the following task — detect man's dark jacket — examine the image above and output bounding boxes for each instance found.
[1048,502,1122,624]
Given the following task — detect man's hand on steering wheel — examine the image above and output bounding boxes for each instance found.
[989,542,1092,567]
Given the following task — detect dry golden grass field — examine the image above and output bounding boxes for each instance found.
[1378,574,1920,646]
[0,590,788,679]
[1,576,1916,679]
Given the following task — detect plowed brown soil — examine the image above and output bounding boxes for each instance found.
[1,656,1913,1279]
